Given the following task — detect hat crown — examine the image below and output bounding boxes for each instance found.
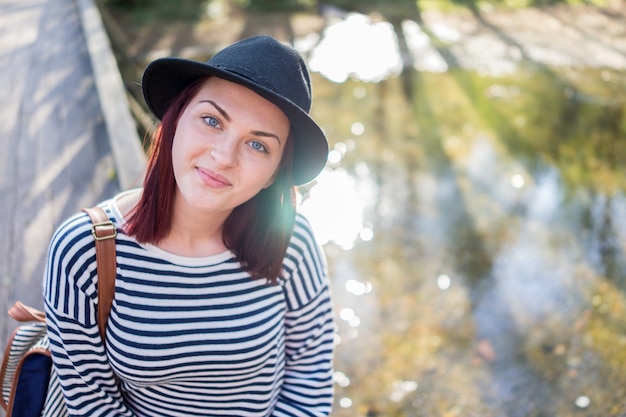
[208,36,312,113]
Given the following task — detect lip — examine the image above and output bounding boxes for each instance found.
[196,167,232,188]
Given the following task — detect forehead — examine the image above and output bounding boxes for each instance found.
[190,77,290,133]
[193,77,275,110]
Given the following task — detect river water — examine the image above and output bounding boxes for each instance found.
[295,9,626,417]
[116,3,626,414]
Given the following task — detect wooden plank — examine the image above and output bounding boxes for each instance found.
[77,0,146,190]
[0,0,122,357]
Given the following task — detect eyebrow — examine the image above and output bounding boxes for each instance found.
[251,130,281,145]
[201,100,282,145]
[203,100,230,122]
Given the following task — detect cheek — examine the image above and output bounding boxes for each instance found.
[260,160,283,189]
[170,133,187,180]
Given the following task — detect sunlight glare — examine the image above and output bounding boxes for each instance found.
[359,227,374,241]
[351,122,365,136]
[328,150,342,164]
[339,307,355,321]
[348,316,361,328]
[353,86,367,99]
[511,174,525,188]
[300,169,367,250]
[402,20,449,73]
[355,162,370,177]
[309,13,402,83]
[575,396,590,409]
[437,274,451,290]
[333,371,351,387]
[345,279,369,296]
[390,380,419,402]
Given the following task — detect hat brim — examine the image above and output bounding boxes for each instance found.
[142,57,328,185]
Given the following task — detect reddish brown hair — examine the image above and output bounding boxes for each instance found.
[126,77,296,284]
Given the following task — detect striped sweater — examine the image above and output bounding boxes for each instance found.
[43,198,335,416]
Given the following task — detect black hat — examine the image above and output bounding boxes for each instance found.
[142,35,329,185]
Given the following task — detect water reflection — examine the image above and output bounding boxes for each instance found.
[295,9,626,417]
[299,169,373,250]
[302,10,535,80]
[303,13,403,82]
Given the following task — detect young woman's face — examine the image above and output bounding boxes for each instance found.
[171,76,290,218]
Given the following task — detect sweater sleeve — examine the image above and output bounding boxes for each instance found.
[273,215,335,417]
[43,211,134,417]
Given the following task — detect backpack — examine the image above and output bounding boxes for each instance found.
[0,207,117,417]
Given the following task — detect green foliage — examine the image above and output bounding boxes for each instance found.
[105,0,210,22]
[324,0,416,9]
[105,0,615,22]
[233,0,315,11]
[317,65,626,417]
[419,0,612,12]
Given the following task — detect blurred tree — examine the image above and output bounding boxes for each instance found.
[103,0,210,22]
[106,0,151,5]
[528,0,566,4]
[234,0,316,11]
[448,0,575,8]
[320,0,422,21]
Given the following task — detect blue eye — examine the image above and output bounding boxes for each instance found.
[203,116,220,128]
[249,140,268,153]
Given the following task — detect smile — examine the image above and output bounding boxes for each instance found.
[196,167,232,188]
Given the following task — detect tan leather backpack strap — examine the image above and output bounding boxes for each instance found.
[8,301,47,323]
[82,206,117,347]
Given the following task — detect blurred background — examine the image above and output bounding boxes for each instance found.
[2,0,626,416]
[101,0,626,415]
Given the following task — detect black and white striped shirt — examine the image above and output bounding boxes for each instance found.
[43,198,334,416]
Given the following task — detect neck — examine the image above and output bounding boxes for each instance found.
[160,194,231,257]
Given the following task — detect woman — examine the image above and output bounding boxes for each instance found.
[44,35,334,416]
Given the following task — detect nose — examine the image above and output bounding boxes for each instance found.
[209,137,238,168]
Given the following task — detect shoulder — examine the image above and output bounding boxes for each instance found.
[286,213,324,265]
[47,202,117,272]
[291,212,319,247]
[49,211,94,255]
[44,210,99,311]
